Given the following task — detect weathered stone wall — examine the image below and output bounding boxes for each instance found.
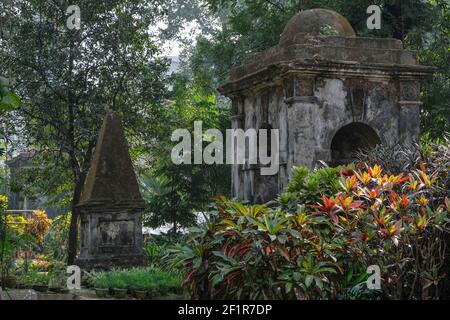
[314,77,398,156]
[226,74,423,203]
[77,211,144,269]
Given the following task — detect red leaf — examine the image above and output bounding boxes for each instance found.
[396,175,411,184]
[330,212,339,224]
[265,244,271,256]
[349,200,364,208]
[400,194,409,208]
[362,232,369,241]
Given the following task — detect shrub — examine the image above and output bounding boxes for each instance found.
[44,213,71,261]
[354,135,450,177]
[354,142,420,174]
[90,272,110,289]
[171,150,449,299]
[47,260,68,288]
[278,166,340,212]
[144,240,163,268]
[29,255,52,272]
[1,196,31,279]
[143,233,189,270]
[24,210,51,245]
[87,268,183,296]
[19,270,50,286]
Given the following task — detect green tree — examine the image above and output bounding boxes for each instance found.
[0,0,169,263]
[141,74,230,233]
[405,1,449,139]
[0,78,20,156]
[0,78,20,193]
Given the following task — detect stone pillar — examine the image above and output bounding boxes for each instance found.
[284,74,318,174]
[242,95,256,202]
[398,80,421,145]
[230,115,244,198]
[277,91,289,191]
[230,95,245,200]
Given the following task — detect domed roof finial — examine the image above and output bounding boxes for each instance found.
[280,9,355,44]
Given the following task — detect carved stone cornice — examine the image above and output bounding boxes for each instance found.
[218,60,435,97]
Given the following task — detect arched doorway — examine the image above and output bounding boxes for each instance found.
[331,122,381,166]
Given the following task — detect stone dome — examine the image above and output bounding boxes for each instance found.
[279,9,355,44]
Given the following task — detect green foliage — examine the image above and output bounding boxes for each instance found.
[143,235,182,268]
[43,213,71,261]
[141,171,198,234]
[354,142,420,174]
[144,240,162,267]
[18,270,50,286]
[320,25,339,35]
[0,220,18,279]
[0,196,32,281]
[87,268,183,296]
[142,74,231,233]
[279,166,340,211]
[355,136,450,176]
[0,77,20,112]
[406,1,449,139]
[0,77,20,158]
[143,233,190,273]
[47,260,68,289]
[171,140,450,299]
[89,273,109,289]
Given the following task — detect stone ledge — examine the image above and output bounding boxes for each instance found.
[398,100,423,106]
[75,254,146,270]
[230,114,245,121]
[228,39,426,81]
[0,289,78,300]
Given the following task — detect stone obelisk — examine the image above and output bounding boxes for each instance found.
[75,111,145,269]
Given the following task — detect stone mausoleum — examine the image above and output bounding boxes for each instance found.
[75,111,145,269]
[218,9,435,203]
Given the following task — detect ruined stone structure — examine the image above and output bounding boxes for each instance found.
[75,111,145,269]
[6,152,60,217]
[218,9,434,203]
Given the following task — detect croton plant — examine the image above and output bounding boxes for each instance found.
[168,139,449,300]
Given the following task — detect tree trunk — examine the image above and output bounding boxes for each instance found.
[173,221,177,236]
[66,177,83,265]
